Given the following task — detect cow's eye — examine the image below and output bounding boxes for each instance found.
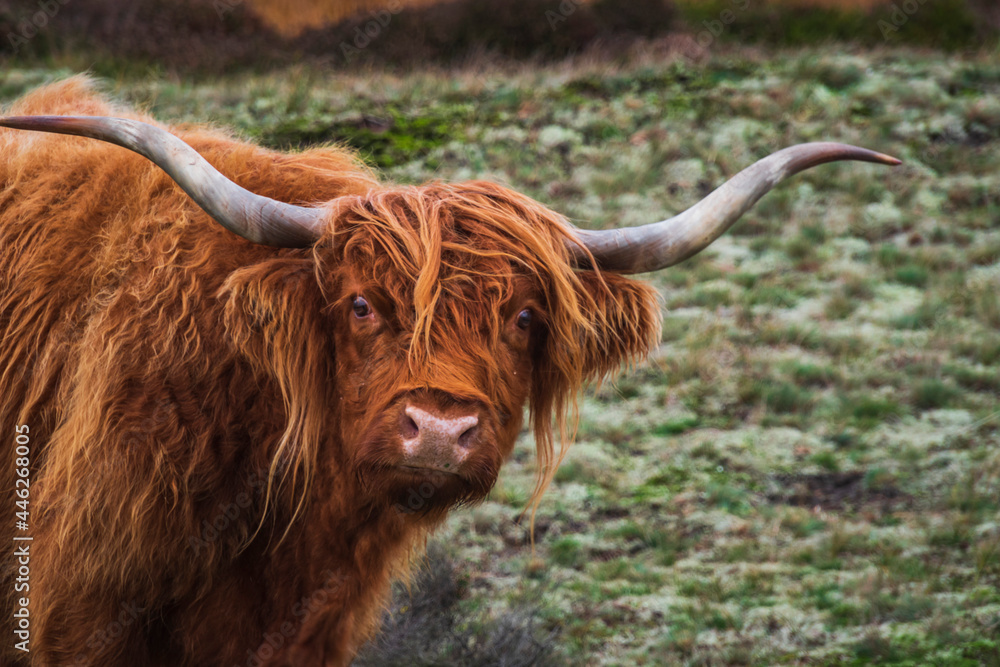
[352,296,372,319]
[515,308,532,330]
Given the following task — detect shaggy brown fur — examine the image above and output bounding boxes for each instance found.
[0,77,659,666]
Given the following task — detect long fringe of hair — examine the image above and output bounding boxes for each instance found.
[314,181,661,523]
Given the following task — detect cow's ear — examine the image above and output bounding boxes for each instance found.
[220,257,333,373]
[220,257,333,492]
[573,270,661,381]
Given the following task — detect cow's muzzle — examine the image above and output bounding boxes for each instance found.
[397,403,481,474]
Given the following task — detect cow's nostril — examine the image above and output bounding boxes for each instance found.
[458,424,478,448]
[402,414,419,439]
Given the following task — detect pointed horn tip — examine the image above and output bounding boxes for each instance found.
[823,144,902,167]
[874,152,903,166]
[0,115,85,131]
[1,115,50,126]
[0,115,29,130]
[788,143,902,169]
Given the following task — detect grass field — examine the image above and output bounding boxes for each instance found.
[3,46,998,665]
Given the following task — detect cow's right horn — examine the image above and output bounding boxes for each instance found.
[0,115,326,247]
[568,142,901,273]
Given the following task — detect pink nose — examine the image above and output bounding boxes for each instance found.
[401,406,479,472]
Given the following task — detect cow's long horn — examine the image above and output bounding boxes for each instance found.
[569,143,901,273]
[0,116,325,247]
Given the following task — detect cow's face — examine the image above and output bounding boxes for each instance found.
[317,182,660,513]
[329,265,537,512]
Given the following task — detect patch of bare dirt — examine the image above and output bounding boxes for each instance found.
[767,471,911,512]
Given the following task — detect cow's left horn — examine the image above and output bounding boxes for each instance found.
[568,142,901,273]
[0,116,325,247]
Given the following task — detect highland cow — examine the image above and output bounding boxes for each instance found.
[0,77,899,666]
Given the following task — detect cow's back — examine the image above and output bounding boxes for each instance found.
[0,77,377,664]
[0,75,370,454]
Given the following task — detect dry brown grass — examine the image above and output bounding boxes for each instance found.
[765,0,889,7]
[246,0,892,37]
[245,0,442,36]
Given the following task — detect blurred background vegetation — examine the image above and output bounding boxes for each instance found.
[0,0,997,75]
